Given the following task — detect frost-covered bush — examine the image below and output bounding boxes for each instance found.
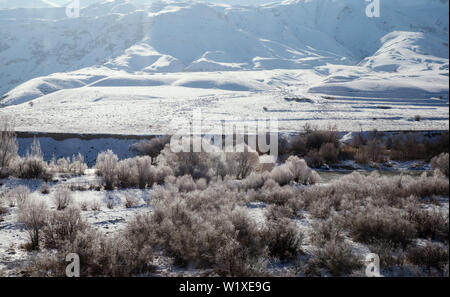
[348,207,417,247]
[301,171,448,209]
[49,153,87,176]
[12,156,50,180]
[95,150,118,190]
[124,195,139,208]
[310,217,345,246]
[406,242,449,274]
[29,226,155,277]
[174,175,197,192]
[407,207,449,242]
[265,204,295,221]
[42,206,87,249]
[214,238,268,277]
[269,156,320,186]
[141,182,268,270]
[0,116,18,177]
[11,185,30,207]
[18,198,48,250]
[248,179,297,206]
[0,192,7,220]
[264,218,303,261]
[52,186,73,211]
[270,164,294,186]
[240,172,270,191]
[12,138,51,180]
[90,200,101,211]
[156,142,259,181]
[116,156,173,189]
[157,146,212,180]
[431,153,449,177]
[306,241,362,277]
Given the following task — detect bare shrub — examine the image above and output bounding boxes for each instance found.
[277,135,289,156]
[355,146,370,164]
[18,198,48,250]
[305,150,323,168]
[306,128,339,151]
[306,241,362,277]
[319,142,339,164]
[407,243,449,274]
[264,218,303,261]
[90,200,101,211]
[430,153,449,177]
[124,195,139,208]
[52,186,73,211]
[42,206,87,249]
[226,150,260,180]
[0,205,7,220]
[130,136,170,160]
[79,201,88,211]
[288,135,308,156]
[95,150,118,190]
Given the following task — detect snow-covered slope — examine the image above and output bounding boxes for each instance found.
[0,0,448,133]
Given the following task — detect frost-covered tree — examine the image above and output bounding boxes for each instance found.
[0,116,18,172]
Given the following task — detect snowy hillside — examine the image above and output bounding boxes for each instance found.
[0,0,448,133]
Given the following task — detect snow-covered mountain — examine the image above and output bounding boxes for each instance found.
[0,0,448,133]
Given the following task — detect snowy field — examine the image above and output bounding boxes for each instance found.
[0,0,448,134]
[1,69,449,134]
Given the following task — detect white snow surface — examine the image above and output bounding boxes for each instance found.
[0,0,448,133]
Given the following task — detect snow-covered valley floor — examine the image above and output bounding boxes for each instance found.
[1,69,448,134]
